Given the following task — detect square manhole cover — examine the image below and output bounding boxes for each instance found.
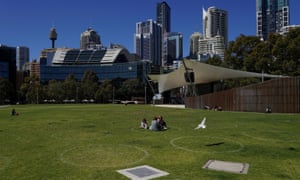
[203,160,249,174]
[117,165,169,179]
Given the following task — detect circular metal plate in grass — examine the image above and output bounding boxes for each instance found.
[170,136,244,153]
[60,144,149,168]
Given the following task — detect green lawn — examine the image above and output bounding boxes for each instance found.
[0,104,299,179]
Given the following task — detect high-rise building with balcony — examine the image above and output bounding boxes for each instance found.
[199,7,227,61]
[203,7,228,46]
[189,32,202,59]
[198,35,225,61]
[256,0,290,40]
[80,27,102,49]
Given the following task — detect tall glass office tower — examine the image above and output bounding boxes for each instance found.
[166,32,183,65]
[156,1,171,33]
[16,46,29,71]
[134,20,162,66]
[256,0,290,40]
[157,1,171,67]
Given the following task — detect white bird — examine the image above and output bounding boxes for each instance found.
[195,117,206,129]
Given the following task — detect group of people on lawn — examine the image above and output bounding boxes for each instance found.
[140,115,167,131]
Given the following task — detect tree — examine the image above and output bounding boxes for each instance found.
[46,80,64,103]
[81,70,99,100]
[0,78,13,104]
[95,80,113,103]
[285,28,300,76]
[206,55,222,66]
[62,74,78,100]
[19,74,41,104]
[224,35,261,70]
[119,79,143,100]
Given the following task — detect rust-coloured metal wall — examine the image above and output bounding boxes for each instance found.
[185,77,300,113]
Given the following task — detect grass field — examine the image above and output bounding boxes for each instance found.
[0,104,299,179]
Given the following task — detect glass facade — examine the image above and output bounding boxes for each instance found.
[256,0,290,40]
[39,48,150,83]
[16,46,29,71]
[134,20,162,66]
[40,61,148,82]
[0,46,16,82]
[156,1,171,33]
[0,61,9,78]
[0,45,17,102]
[167,32,183,65]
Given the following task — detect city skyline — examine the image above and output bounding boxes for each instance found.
[1,0,300,61]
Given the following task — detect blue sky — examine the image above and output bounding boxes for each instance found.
[1,0,299,60]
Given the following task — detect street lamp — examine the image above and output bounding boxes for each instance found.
[36,87,39,104]
[112,86,115,104]
[76,87,79,103]
[144,83,147,104]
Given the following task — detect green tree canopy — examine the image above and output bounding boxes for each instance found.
[81,70,99,100]
[0,78,13,104]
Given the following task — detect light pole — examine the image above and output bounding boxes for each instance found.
[112,86,115,104]
[76,87,79,103]
[36,87,39,104]
[144,83,147,104]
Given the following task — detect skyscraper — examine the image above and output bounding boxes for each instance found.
[134,20,162,66]
[189,32,202,59]
[156,1,171,33]
[157,1,171,67]
[199,35,225,61]
[166,32,183,65]
[256,0,290,40]
[203,7,228,46]
[80,27,101,49]
[0,45,17,103]
[16,46,29,71]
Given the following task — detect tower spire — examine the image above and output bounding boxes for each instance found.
[49,27,57,48]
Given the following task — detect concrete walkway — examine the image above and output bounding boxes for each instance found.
[153,104,185,109]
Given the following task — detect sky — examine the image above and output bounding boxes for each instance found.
[1,0,300,61]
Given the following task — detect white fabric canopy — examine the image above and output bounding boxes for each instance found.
[149,60,284,93]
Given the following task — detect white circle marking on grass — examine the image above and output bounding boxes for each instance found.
[241,131,300,143]
[59,144,149,168]
[131,125,182,133]
[170,136,244,153]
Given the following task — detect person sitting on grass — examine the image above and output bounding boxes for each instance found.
[149,116,160,131]
[11,109,19,116]
[157,115,167,130]
[140,118,148,129]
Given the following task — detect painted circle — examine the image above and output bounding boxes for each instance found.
[242,130,300,143]
[170,136,244,153]
[60,144,149,167]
